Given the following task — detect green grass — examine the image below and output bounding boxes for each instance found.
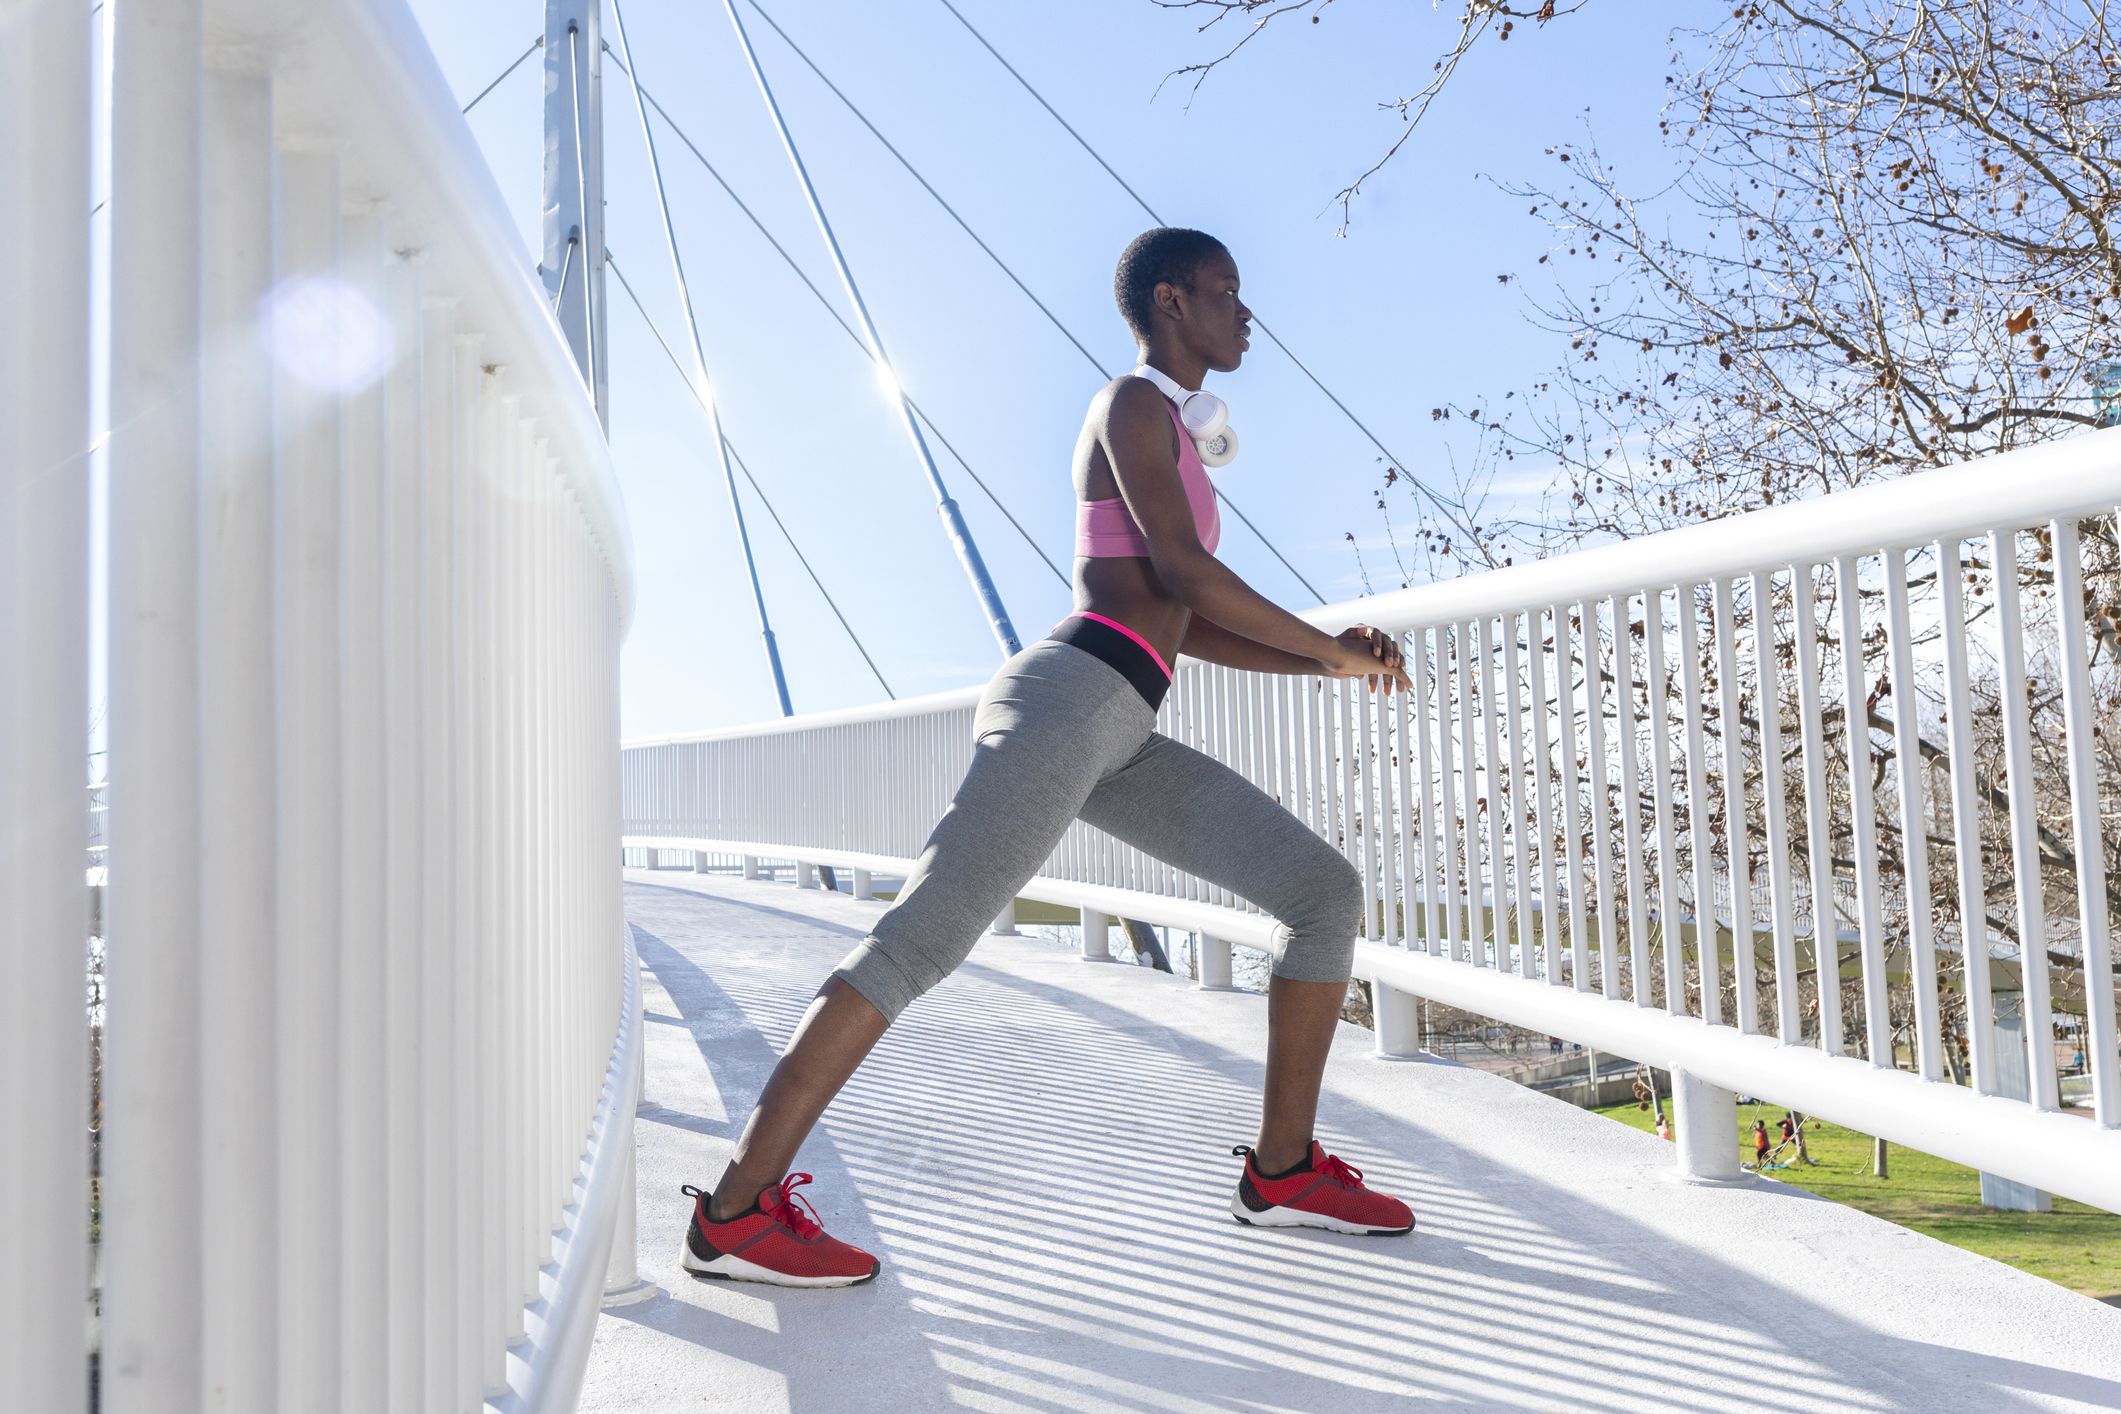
[1593,1098,2121,1304]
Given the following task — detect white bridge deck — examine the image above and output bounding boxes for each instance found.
[585,872,2121,1414]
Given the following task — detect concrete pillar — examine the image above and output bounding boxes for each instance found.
[740,855,759,880]
[1373,981,1423,1059]
[1197,933,1233,990]
[991,898,1019,936]
[1080,908,1112,962]
[796,860,819,890]
[852,868,873,900]
[1671,1069,1747,1184]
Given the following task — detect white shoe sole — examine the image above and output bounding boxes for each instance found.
[679,1239,880,1288]
[1229,1190,1414,1236]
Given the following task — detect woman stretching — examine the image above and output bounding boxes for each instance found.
[680,228,1417,1287]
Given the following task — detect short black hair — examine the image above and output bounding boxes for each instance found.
[1113,228,1229,341]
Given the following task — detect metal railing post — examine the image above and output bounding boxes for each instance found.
[1197,934,1234,991]
[1374,983,1423,1060]
[1080,908,1112,962]
[1671,1070,1745,1184]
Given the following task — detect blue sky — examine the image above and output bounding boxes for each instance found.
[405,0,1679,737]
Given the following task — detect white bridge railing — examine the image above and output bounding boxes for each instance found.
[5,2,637,1412]
[625,429,2121,1216]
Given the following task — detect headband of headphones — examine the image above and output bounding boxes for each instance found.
[1132,363,1238,468]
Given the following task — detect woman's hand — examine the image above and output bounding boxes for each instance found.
[1318,624,1411,695]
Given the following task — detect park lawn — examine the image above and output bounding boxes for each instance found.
[1593,1098,2121,1304]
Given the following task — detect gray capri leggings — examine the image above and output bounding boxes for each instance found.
[832,628,1365,1022]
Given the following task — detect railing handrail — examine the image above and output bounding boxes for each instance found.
[216,0,635,630]
[1340,424,2121,634]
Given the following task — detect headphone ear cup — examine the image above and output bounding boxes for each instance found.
[1178,391,1228,442]
[1196,425,1238,468]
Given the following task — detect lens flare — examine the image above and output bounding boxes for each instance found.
[260,274,395,394]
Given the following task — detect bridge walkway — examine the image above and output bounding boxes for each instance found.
[583,871,2121,1413]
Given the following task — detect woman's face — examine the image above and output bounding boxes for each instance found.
[1163,250,1253,373]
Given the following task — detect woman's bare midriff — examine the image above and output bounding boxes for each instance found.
[1073,555,1192,668]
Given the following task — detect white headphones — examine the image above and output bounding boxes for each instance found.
[1132,363,1238,468]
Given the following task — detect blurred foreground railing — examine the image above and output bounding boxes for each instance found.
[3,1,637,1411]
[625,430,2121,1214]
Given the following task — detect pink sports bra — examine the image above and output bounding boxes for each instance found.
[1075,401,1221,558]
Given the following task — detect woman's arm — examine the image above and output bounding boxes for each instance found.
[1177,613,1324,675]
[1099,380,1342,663]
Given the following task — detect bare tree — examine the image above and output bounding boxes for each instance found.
[1154,0,1594,227]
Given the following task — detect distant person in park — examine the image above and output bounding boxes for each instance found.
[677,228,1418,1286]
[1779,1112,1796,1149]
[1752,1120,1771,1168]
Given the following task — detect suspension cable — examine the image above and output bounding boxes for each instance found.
[600,49,1070,591]
[550,231,578,314]
[462,34,542,115]
[934,0,1481,554]
[608,0,796,716]
[718,0,1024,658]
[563,22,601,402]
[743,0,1104,376]
[738,0,1326,604]
[610,252,898,700]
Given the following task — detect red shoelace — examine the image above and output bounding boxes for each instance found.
[760,1172,824,1239]
[1317,1151,1365,1189]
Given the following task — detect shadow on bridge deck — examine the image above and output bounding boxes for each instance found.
[584,872,2121,1414]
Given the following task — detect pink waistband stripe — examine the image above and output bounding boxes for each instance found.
[1075,611,1173,680]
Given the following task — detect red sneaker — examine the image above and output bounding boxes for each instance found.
[1229,1141,1415,1235]
[679,1174,881,1287]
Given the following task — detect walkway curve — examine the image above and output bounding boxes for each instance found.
[584,871,2121,1413]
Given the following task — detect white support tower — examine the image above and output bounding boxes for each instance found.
[545,0,609,424]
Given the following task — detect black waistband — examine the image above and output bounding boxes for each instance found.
[1047,614,1169,713]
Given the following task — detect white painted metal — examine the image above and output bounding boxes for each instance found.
[1644,590,1682,1009]
[1882,552,1942,1082]
[1990,533,2060,1111]
[1081,908,1112,962]
[1934,536,1994,1095]
[1409,631,1443,957]
[1711,579,1755,1034]
[105,1,208,1405]
[1671,1071,1743,1184]
[1581,602,1618,997]
[2,0,92,1406]
[1198,934,1235,990]
[1527,610,1561,984]
[1611,595,1650,1004]
[7,3,642,1412]
[1790,567,1844,1056]
[1835,554,1893,1068]
[1374,983,1423,1059]
[624,426,2121,1211]
[2051,520,2119,1128]
[1554,605,1588,990]
[1497,621,1525,973]
[1750,569,1801,1042]
[1676,590,1720,1023]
